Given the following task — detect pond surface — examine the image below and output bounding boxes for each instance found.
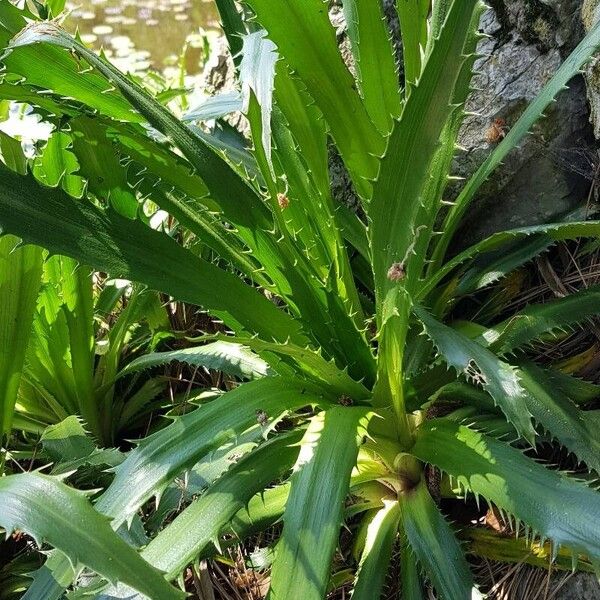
[65,0,220,75]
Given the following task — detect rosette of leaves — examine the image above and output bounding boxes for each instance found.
[0,0,600,598]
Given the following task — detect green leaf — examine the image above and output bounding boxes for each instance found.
[0,236,43,445]
[118,340,272,381]
[342,0,401,133]
[242,0,384,197]
[0,164,307,345]
[0,8,140,123]
[199,334,370,400]
[479,285,600,355]
[46,0,67,17]
[239,30,277,173]
[69,117,139,218]
[268,406,371,599]
[0,473,185,600]
[22,551,74,600]
[517,362,600,474]
[370,0,480,304]
[141,430,301,579]
[95,377,331,526]
[542,367,600,406]
[352,500,400,600]
[432,17,600,267]
[40,416,124,475]
[32,131,84,198]
[0,130,27,175]
[401,479,477,600]
[422,221,600,299]
[5,21,298,297]
[214,0,246,65]
[413,305,536,443]
[182,91,243,122]
[400,542,424,600]
[395,0,430,86]
[369,0,482,431]
[412,419,600,562]
[91,432,301,598]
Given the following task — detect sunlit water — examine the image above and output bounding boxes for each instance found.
[65,0,220,75]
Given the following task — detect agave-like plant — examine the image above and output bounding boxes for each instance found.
[0,237,170,448]
[1,0,600,598]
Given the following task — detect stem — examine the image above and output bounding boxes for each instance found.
[373,300,414,449]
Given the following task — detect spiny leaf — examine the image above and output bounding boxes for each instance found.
[0,235,43,444]
[432,16,600,268]
[413,305,536,444]
[517,362,600,474]
[118,340,272,381]
[412,419,600,564]
[395,0,430,87]
[352,499,400,600]
[95,377,332,526]
[423,221,600,299]
[342,0,401,133]
[0,473,185,600]
[242,0,384,197]
[95,431,302,597]
[268,406,372,599]
[0,164,308,345]
[401,479,479,600]
[479,285,600,355]
[197,334,370,400]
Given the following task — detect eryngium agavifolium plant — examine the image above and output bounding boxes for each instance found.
[1,0,600,598]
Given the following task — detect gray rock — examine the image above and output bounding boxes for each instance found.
[554,573,600,599]
[327,1,596,247]
[451,1,594,246]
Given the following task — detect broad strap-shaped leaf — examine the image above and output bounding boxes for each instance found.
[22,550,74,600]
[543,367,600,406]
[0,235,43,443]
[0,130,27,175]
[95,377,331,526]
[196,334,371,400]
[396,0,430,86]
[432,17,600,268]
[182,91,243,122]
[239,30,277,172]
[5,20,308,305]
[7,19,372,377]
[352,499,400,600]
[412,419,600,562]
[342,0,401,133]
[273,63,329,194]
[422,221,600,299]
[94,432,301,598]
[0,5,140,123]
[32,131,84,198]
[400,542,424,600]
[41,416,124,475]
[0,473,184,600]
[479,285,600,355]
[118,340,272,381]
[141,430,301,579]
[413,305,536,443]
[0,164,307,346]
[214,0,246,65]
[268,406,371,599]
[369,0,481,431]
[517,362,600,474]
[370,0,480,305]
[243,0,384,197]
[463,527,597,572]
[401,479,478,600]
